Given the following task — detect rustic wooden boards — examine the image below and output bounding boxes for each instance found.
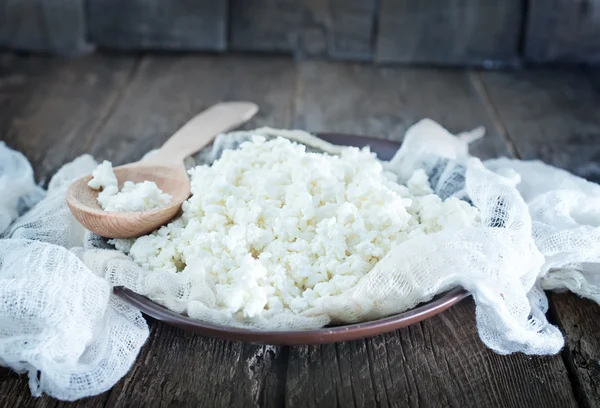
[86,55,296,164]
[550,293,600,408]
[229,0,377,60]
[293,61,510,159]
[376,0,523,66]
[0,0,90,55]
[478,69,600,183]
[228,0,526,65]
[3,0,600,65]
[87,0,227,51]
[1,53,599,407]
[525,0,600,64]
[104,322,289,407]
[0,53,136,184]
[285,301,577,408]
[479,67,600,407]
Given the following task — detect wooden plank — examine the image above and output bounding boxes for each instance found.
[287,301,577,408]
[376,0,523,66]
[104,321,288,408]
[478,69,600,183]
[0,53,138,186]
[87,55,296,163]
[0,0,91,56]
[286,60,578,408]
[293,60,511,159]
[478,68,600,407]
[0,372,57,408]
[229,0,377,60]
[85,55,297,407]
[525,0,600,64]
[549,293,600,408]
[0,371,106,408]
[88,0,227,51]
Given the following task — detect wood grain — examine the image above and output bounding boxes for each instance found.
[88,0,227,51]
[229,0,377,60]
[525,0,600,64]
[478,68,600,407]
[0,374,106,408]
[549,293,600,408]
[103,321,288,408]
[376,0,523,66]
[293,60,510,159]
[87,55,296,164]
[286,301,577,408]
[0,0,91,56]
[0,53,137,184]
[477,69,600,183]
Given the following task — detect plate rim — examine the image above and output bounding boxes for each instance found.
[113,132,470,345]
[114,286,469,345]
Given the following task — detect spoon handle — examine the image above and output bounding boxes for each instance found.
[150,102,259,166]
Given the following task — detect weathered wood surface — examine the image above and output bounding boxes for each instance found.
[376,0,523,66]
[2,53,600,407]
[285,301,577,408]
[0,53,136,185]
[525,0,600,64]
[0,0,90,56]
[479,67,600,407]
[87,55,295,164]
[2,0,600,66]
[88,0,227,51]
[478,69,600,183]
[229,0,377,60]
[550,293,600,408]
[293,61,510,159]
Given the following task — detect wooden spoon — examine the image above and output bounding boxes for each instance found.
[66,102,259,238]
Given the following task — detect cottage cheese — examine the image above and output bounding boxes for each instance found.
[88,160,171,212]
[121,136,480,319]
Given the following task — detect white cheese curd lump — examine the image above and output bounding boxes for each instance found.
[121,136,480,319]
[88,160,171,212]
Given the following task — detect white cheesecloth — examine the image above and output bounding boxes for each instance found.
[1,120,600,399]
[0,144,149,401]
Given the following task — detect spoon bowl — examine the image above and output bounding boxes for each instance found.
[66,102,259,238]
[67,163,191,238]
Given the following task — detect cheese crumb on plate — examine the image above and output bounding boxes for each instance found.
[113,135,480,321]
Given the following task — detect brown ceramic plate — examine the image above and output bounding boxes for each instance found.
[113,133,470,345]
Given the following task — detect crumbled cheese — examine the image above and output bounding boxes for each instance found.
[88,160,171,212]
[88,160,117,190]
[108,237,134,253]
[120,136,480,319]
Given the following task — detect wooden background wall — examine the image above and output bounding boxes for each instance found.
[1,0,599,66]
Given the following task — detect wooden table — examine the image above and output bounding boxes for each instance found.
[1,53,599,408]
